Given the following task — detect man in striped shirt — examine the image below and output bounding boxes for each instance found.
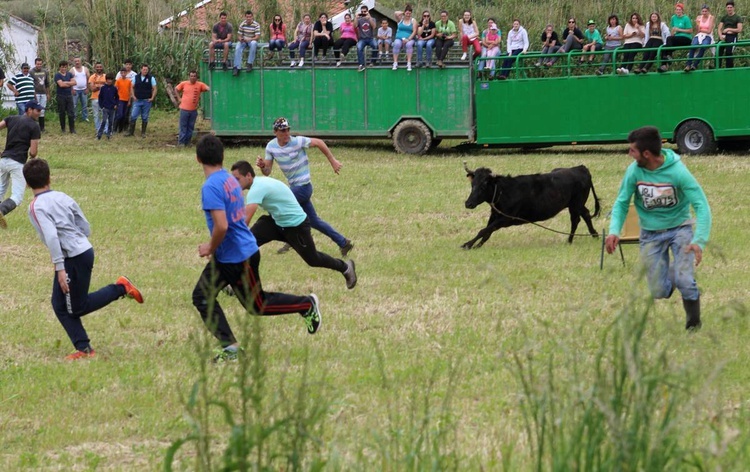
[7,63,36,115]
[234,10,262,74]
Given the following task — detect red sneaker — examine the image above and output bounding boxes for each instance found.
[116,276,143,303]
[65,349,96,361]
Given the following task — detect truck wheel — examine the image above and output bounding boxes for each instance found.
[393,120,432,154]
[675,120,717,155]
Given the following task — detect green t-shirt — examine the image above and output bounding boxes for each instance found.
[245,176,307,228]
[584,28,603,45]
[720,14,743,32]
[671,14,693,39]
[435,20,457,36]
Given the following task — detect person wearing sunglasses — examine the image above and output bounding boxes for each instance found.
[549,18,584,65]
[267,15,286,61]
[416,10,437,67]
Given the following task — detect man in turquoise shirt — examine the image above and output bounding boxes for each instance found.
[230,160,357,290]
[605,127,711,331]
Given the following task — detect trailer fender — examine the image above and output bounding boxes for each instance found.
[674,119,717,155]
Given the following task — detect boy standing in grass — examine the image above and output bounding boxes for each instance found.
[605,127,711,331]
[23,159,143,360]
[96,73,119,140]
[192,136,322,362]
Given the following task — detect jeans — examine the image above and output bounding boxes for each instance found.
[91,99,102,132]
[289,40,310,59]
[50,248,125,351]
[416,38,435,64]
[686,35,712,68]
[16,102,27,115]
[35,94,48,117]
[435,38,455,61]
[290,182,347,248]
[269,39,286,52]
[178,109,198,145]
[130,99,152,123]
[0,158,26,208]
[500,49,523,77]
[357,38,378,65]
[234,40,258,67]
[72,90,88,120]
[640,225,699,301]
[192,251,313,347]
[98,108,116,138]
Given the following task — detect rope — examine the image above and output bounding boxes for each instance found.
[487,183,600,238]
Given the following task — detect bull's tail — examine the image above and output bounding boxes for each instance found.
[590,179,601,218]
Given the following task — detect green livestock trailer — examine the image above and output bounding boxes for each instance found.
[201,40,750,155]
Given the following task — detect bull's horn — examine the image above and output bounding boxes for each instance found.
[463,161,474,174]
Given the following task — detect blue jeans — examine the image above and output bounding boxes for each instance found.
[178,109,198,145]
[289,40,310,59]
[0,157,26,207]
[501,49,523,77]
[98,108,116,137]
[91,99,102,132]
[51,248,125,351]
[357,38,378,65]
[269,39,285,52]
[234,40,258,67]
[686,36,712,68]
[416,38,435,64]
[640,225,699,301]
[73,90,88,120]
[130,99,152,123]
[16,102,27,115]
[290,182,347,247]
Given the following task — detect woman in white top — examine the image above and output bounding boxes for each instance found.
[458,10,481,60]
[635,12,670,73]
[685,5,715,71]
[499,19,529,79]
[617,12,645,74]
[598,15,623,74]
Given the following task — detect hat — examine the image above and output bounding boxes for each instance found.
[25,100,43,111]
[587,19,596,25]
[21,62,30,69]
[273,117,290,131]
[490,24,498,30]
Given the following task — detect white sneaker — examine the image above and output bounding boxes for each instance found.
[392,62,398,70]
[298,58,304,67]
[336,61,341,67]
[290,60,297,67]
[407,62,412,71]
[461,52,467,61]
[621,68,629,75]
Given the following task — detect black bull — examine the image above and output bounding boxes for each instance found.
[462,163,601,249]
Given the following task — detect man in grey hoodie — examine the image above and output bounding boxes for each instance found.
[23,158,144,360]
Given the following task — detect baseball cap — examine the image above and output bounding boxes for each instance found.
[25,100,43,111]
[587,19,596,25]
[490,24,498,30]
[273,117,290,131]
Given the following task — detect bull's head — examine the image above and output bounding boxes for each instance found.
[464,166,495,209]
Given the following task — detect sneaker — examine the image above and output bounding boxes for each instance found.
[246,64,253,72]
[407,63,412,71]
[461,52,467,61]
[213,346,240,363]
[336,61,342,67]
[65,349,96,361]
[358,64,366,72]
[298,58,304,67]
[0,213,7,230]
[392,62,398,70]
[222,62,228,71]
[658,65,668,73]
[343,259,357,290]
[116,276,144,303]
[302,294,321,334]
[684,65,691,72]
[340,239,354,257]
[232,68,239,76]
[290,60,297,67]
[621,68,629,75]
[277,243,292,254]
[595,69,603,75]
[209,62,215,70]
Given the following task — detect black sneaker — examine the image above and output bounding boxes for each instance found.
[222,62,228,71]
[343,259,357,289]
[302,294,321,334]
[340,239,354,257]
[246,64,253,72]
[232,68,239,76]
[209,62,215,70]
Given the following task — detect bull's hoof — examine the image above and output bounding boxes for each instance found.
[461,242,473,250]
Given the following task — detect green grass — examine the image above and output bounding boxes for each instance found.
[1,111,749,470]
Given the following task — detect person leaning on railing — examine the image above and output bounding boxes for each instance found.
[718,0,744,68]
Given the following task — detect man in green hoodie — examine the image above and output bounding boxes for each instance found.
[605,126,711,331]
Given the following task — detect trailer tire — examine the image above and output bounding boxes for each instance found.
[393,120,432,155]
[675,120,717,155]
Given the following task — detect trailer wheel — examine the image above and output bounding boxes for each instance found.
[393,120,432,155]
[675,120,717,155]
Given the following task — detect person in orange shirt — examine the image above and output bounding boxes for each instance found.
[114,68,133,133]
[87,62,106,134]
[175,70,210,146]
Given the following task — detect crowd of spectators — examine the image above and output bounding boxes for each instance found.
[205,1,743,77]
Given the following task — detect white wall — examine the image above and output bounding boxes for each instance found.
[1,15,40,109]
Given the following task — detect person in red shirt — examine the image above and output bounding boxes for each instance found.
[175,70,210,146]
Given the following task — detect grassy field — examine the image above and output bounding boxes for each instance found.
[1,111,749,470]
